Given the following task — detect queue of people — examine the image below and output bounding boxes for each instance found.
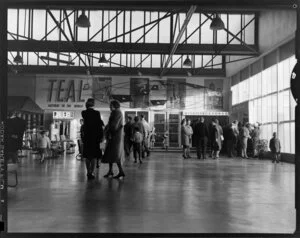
[179,117,278,162]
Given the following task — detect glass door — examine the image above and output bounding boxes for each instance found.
[153,113,166,147]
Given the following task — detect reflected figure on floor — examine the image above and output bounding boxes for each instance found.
[194,117,209,160]
[181,118,193,159]
[7,110,26,164]
[269,132,281,163]
[211,118,223,159]
[102,100,125,179]
[81,98,104,180]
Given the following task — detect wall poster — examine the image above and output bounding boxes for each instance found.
[130,78,149,108]
[204,79,223,110]
[93,77,112,108]
[166,78,186,109]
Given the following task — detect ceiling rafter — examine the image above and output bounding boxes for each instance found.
[160,5,197,76]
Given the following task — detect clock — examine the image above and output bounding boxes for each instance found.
[291,62,300,103]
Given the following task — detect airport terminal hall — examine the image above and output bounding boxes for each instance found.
[2,0,300,235]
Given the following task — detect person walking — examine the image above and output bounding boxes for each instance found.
[140,114,151,157]
[211,118,223,159]
[251,123,261,158]
[194,117,209,160]
[102,100,126,179]
[269,132,281,163]
[7,110,26,164]
[227,121,239,157]
[181,118,193,159]
[240,123,251,159]
[81,98,104,180]
[124,116,134,160]
[37,130,51,163]
[132,127,143,164]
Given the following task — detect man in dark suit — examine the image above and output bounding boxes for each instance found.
[81,98,104,180]
[194,117,209,160]
[7,110,26,163]
[124,116,133,160]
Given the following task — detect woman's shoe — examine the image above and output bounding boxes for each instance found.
[139,160,143,164]
[113,173,125,179]
[182,155,187,159]
[103,171,114,178]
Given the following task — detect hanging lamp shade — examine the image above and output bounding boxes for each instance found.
[210,15,225,31]
[75,11,91,28]
[183,56,192,67]
[13,53,23,64]
[98,54,109,66]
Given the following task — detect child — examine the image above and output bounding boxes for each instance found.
[269,132,281,163]
[37,130,51,163]
[163,130,169,151]
[133,127,143,164]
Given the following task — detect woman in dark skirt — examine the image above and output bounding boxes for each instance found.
[81,98,104,180]
[102,100,125,179]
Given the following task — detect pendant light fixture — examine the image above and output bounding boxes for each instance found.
[75,10,91,28]
[14,8,23,64]
[14,53,23,64]
[183,55,192,67]
[210,14,225,31]
[98,54,109,67]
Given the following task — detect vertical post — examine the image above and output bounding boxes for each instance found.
[0,1,7,234]
[295,0,300,234]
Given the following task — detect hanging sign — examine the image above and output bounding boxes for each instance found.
[291,62,300,103]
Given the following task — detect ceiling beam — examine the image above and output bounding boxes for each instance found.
[8,40,259,56]
[160,5,197,76]
[9,65,225,77]
[6,0,296,11]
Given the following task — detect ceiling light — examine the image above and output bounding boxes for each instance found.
[137,70,143,76]
[183,56,192,67]
[210,14,225,31]
[75,10,91,28]
[13,53,23,64]
[187,71,193,77]
[98,54,109,67]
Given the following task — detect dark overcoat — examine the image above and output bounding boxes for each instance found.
[7,117,26,152]
[102,109,124,164]
[81,108,104,159]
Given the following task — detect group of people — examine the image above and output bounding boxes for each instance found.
[123,114,151,164]
[80,98,153,180]
[80,98,125,180]
[181,117,223,160]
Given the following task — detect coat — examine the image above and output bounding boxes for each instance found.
[81,108,104,159]
[212,124,223,151]
[102,109,124,164]
[269,137,281,153]
[7,116,26,152]
[181,125,193,146]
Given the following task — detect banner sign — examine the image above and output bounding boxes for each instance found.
[36,75,93,110]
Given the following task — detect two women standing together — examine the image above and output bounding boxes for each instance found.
[81,98,125,180]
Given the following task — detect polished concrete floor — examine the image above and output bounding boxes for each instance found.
[8,150,295,233]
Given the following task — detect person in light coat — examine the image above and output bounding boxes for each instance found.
[181,118,193,159]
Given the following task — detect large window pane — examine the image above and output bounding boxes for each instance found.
[283,90,290,121]
[261,96,267,123]
[271,94,277,123]
[257,98,262,123]
[278,61,284,91]
[270,65,277,93]
[291,122,295,154]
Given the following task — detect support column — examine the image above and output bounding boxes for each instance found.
[295,0,300,234]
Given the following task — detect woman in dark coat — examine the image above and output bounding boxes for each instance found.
[102,100,125,179]
[81,98,104,180]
